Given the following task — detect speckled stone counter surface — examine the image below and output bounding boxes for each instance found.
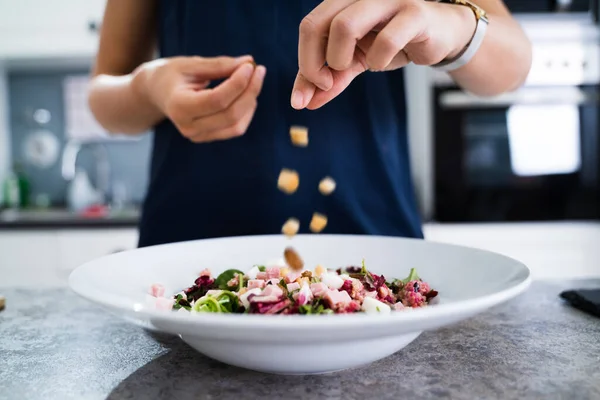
[1,280,599,400]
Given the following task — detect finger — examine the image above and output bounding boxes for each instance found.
[366,6,426,71]
[357,32,411,71]
[355,31,377,61]
[327,0,400,71]
[187,81,212,91]
[298,0,356,91]
[305,52,366,110]
[180,62,255,119]
[188,65,266,139]
[180,55,254,80]
[200,106,256,143]
[386,50,411,71]
[291,73,317,110]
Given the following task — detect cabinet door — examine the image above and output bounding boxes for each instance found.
[0,0,106,59]
[56,229,139,280]
[0,231,61,286]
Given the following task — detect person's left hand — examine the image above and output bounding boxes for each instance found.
[291,0,477,110]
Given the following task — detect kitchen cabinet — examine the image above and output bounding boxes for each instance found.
[423,222,600,280]
[0,231,61,286]
[0,0,106,60]
[0,228,138,287]
[55,229,138,279]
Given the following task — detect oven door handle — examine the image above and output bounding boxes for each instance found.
[439,87,600,108]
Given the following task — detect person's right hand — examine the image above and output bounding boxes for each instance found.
[133,55,266,143]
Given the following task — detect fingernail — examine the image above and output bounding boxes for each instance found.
[256,65,266,79]
[240,63,254,78]
[291,90,304,109]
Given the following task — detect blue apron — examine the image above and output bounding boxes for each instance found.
[138,0,423,247]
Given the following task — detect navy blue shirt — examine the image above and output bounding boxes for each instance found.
[137,1,423,247]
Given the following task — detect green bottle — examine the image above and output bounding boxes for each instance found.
[2,163,29,209]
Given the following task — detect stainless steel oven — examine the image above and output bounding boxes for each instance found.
[430,16,600,222]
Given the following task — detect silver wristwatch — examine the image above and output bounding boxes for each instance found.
[431,0,489,72]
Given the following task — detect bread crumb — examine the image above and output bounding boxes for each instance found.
[281,218,300,238]
[289,126,308,147]
[309,213,328,233]
[318,177,336,195]
[277,169,299,194]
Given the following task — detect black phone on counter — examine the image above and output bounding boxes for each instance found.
[560,289,600,319]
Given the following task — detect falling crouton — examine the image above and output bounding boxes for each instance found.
[318,176,336,195]
[284,247,304,271]
[281,217,300,238]
[289,125,309,147]
[277,169,299,194]
[310,213,328,233]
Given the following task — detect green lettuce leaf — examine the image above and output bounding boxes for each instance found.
[217,290,239,313]
[401,268,420,284]
[172,294,191,311]
[214,269,245,290]
[299,302,334,315]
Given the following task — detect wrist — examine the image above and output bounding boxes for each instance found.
[443,3,478,60]
[131,59,165,118]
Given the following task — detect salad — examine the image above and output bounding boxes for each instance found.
[149,258,438,315]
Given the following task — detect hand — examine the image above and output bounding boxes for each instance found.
[134,55,266,143]
[291,0,476,110]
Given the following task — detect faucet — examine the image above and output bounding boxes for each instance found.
[61,140,111,205]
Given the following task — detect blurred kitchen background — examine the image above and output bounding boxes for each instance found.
[1,0,599,285]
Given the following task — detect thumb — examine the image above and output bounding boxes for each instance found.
[180,55,254,80]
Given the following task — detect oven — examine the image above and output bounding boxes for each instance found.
[502,0,592,13]
[430,20,600,223]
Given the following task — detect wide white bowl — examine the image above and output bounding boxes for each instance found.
[69,234,531,375]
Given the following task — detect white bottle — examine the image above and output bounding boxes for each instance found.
[66,169,101,212]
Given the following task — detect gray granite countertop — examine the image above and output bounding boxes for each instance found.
[1,280,599,400]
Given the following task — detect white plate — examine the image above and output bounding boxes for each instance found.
[69,234,531,375]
